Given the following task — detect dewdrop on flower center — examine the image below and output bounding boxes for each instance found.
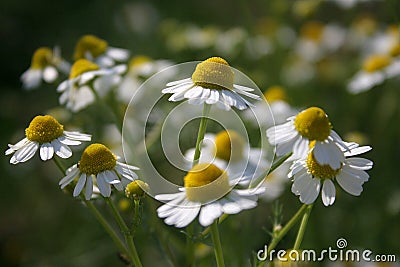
[191,57,234,91]
[30,47,53,70]
[74,34,108,60]
[79,143,117,175]
[214,130,244,162]
[25,115,64,143]
[184,163,230,203]
[362,54,391,73]
[69,59,100,79]
[294,107,331,141]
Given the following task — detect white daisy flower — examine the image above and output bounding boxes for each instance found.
[161,57,260,111]
[21,47,70,90]
[155,163,265,228]
[184,130,268,184]
[57,59,127,112]
[73,34,130,68]
[289,141,373,206]
[348,54,400,94]
[59,143,139,200]
[267,107,348,169]
[5,115,91,164]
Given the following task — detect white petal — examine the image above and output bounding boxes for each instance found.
[96,175,111,197]
[63,131,92,141]
[220,198,242,214]
[336,171,364,196]
[39,143,54,161]
[43,66,58,83]
[199,202,223,227]
[321,179,336,206]
[344,146,372,157]
[6,137,30,155]
[166,77,192,87]
[73,173,87,197]
[300,177,320,204]
[313,141,344,170]
[59,165,80,188]
[57,136,81,146]
[155,192,185,202]
[11,141,39,164]
[85,175,93,200]
[51,139,72,158]
[101,170,120,184]
[346,157,373,170]
[107,47,130,61]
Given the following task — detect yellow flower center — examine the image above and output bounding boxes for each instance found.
[184,163,230,203]
[306,150,340,179]
[191,57,234,90]
[389,43,400,57]
[31,47,53,69]
[69,59,100,79]
[300,21,324,42]
[25,115,64,143]
[79,143,117,175]
[125,180,149,200]
[73,34,108,60]
[263,86,287,103]
[129,55,151,69]
[294,107,331,141]
[214,130,244,162]
[362,54,391,73]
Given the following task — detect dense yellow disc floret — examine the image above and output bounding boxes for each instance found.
[69,59,100,79]
[31,47,53,69]
[73,35,108,60]
[191,57,234,90]
[362,54,391,73]
[25,115,64,143]
[79,143,117,175]
[214,130,244,162]
[263,86,287,103]
[306,150,340,179]
[184,163,230,202]
[294,107,331,141]
[125,180,149,200]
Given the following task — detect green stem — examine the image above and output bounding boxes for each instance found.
[192,103,211,165]
[185,103,212,266]
[52,159,130,260]
[293,204,313,250]
[201,213,228,237]
[210,220,225,267]
[104,198,143,267]
[256,204,308,267]
[81,196,129,256]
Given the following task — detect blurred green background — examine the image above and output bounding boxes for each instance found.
[1,0,399,266]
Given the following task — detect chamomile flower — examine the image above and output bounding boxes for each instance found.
[21,47,70,89]
[162,57,260,111]
[348,54,400,94]
[57,59,126,112]
[289,142,373,206]
[5,115,91,164]
[267,107,347,169]
[59,143,139,200]
[184,130,268,183]
[155,163,265,228]
[74,34,130,67]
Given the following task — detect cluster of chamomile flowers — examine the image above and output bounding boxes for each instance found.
[5,114,141,200]
[267,106,373,206]
[7,44,374,234]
